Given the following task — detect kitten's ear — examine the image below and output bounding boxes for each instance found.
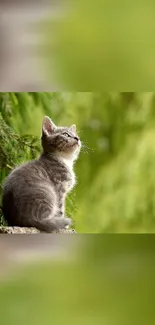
[42,116,56,136]
[70,124,76,133]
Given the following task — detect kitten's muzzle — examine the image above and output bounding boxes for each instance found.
[74,136,81,147]
[68,141,80,149]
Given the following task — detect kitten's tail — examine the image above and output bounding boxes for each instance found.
[32,217,72,233]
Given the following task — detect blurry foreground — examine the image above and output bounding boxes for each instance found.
[0,235,155,325]
[1,1,155,89]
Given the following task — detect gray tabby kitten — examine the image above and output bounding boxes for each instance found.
[2,116,81,232]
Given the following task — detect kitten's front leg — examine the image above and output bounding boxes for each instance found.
[57,199,65,218]
[57,199,72,229]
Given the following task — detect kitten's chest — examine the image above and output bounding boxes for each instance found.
[47,158,76,193]
[62,169,76,193]
[57,158,76,193]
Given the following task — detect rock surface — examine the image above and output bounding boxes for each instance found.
[0,226,76,234]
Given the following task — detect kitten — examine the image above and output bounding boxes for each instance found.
[2,116,81,232]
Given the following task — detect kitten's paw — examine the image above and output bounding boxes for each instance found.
[65,217,75,229]
[63,217,72,228]
[54,216,72,230]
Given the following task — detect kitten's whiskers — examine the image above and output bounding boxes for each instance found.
[81,142,94,154]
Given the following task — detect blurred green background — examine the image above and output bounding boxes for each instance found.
[1,92,155,233]
[1,235,155,325]
[44,0,155,90]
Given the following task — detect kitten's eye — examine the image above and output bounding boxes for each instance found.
[63,132,70,137]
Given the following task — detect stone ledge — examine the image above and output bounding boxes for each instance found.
[0,226,76,234]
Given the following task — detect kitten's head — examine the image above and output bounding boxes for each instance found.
[41,116,81,161]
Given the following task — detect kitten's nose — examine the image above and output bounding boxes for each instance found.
[74,136,79,142]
